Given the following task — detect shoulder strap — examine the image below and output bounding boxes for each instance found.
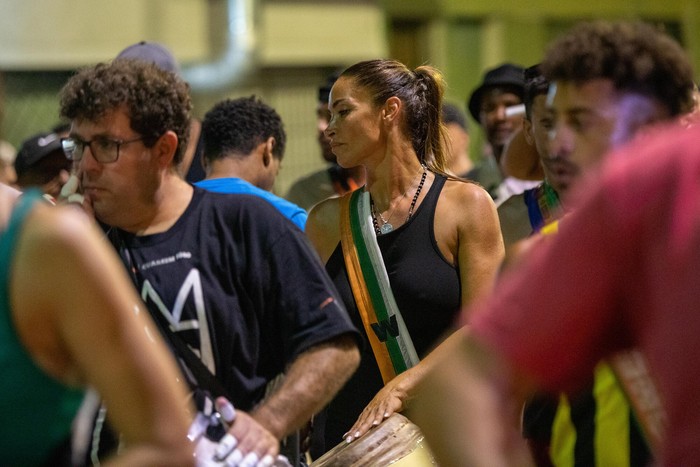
[0,190,45,305]
[339,190,419,384]
[108,228,231,401]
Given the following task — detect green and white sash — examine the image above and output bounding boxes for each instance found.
[340,189,419,384]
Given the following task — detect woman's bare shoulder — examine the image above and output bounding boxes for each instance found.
[441,178,496,212]
[306,196,343,263]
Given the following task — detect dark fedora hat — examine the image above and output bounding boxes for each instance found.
[467,63,525,121]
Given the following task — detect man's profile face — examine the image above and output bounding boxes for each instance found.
[72,107,160,229]
[479,87,523,157]
[548,79,660,174]
[316,102,336,163]
[524,94,578,197]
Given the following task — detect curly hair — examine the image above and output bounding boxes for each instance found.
[340,59,448,173]
[59,59,192,164]
[541,21,695,117]
[201,96,286,163]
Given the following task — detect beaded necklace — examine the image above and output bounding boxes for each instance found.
[371,166,428,235]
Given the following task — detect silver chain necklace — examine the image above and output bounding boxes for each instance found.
[371,165,427,235]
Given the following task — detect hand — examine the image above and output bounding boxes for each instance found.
[212,398,281,467]
[343,373,409,443]
[58,173,95,219]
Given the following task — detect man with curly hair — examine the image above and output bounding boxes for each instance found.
[411,20,696,467]
[195,96,307,230]
[543,21,694,171]
[514,21,695,467]
[59,59,359,466]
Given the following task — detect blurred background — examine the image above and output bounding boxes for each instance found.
[1,0,698,195]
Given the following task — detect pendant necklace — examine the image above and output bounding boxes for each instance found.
[371,165,427,235]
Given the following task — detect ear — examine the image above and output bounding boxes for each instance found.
[261,137,275,167]
[381,96,402,123]
[153,130,179,168]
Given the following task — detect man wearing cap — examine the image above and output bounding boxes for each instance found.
[285,72,365,211]
[466,63,538,202]
[15,131,71,199]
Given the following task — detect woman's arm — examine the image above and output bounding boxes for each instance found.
[12,204,194,466]
[306,197,342,263]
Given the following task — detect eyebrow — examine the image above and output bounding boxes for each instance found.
[330,98,348,110]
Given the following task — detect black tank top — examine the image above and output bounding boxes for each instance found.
[323,174,461,450]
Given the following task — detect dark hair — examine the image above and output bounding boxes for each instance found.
[541,21,695,117]
[340,59,448,172]
[201,96,286,163]
[442,103,468,132]
[59,59,192,164]
[318,70,342,104]
[523,64,550,119]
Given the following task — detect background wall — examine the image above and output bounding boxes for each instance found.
[1,0,698,195]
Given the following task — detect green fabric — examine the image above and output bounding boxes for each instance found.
[0,190,84,466]
[348,189,419,374]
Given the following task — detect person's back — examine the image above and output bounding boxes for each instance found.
[197,96,307,230]
[0,185,193,465]
[0,189,83,464]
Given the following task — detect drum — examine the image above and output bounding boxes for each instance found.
[310,413,437,466]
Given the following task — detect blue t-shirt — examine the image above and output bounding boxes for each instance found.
[196,177,307,230]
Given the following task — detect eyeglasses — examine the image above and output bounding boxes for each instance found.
[61,136,145,163]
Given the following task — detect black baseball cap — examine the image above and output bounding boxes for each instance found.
[15,132,64,177]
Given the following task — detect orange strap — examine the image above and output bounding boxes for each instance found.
[339,193,397,384]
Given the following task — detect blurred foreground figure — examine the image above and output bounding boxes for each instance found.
[0,184,193,465]
[412,121,700,467]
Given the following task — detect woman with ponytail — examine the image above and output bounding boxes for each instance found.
[306,59,504,453]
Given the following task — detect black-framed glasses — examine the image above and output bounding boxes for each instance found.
[61,136,145,163]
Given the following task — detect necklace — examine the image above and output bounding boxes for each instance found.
[371,165,428,235]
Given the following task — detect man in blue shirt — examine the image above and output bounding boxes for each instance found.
[196,96,307,230]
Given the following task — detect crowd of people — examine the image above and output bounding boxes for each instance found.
[2,18,699,467]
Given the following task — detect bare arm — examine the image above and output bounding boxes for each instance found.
[306,197,341,264]
[12,204,194,466]
[251,335,360,439]
[410,332,534,467]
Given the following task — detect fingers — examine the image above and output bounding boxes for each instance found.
[343,393,402,443]
[214,410,279,467]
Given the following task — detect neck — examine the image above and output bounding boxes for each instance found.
[128,172,193,236]
[206,157,258,187]
[366,158,425,212]
[365,137,424,209]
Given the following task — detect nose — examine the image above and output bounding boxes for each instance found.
[324,117,336,138]
[317,117,330,134]
[78,144,101,173]
[493,104,507,122]
[548,122,573,160]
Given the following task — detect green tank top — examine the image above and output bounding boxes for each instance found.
[0,190,84,465]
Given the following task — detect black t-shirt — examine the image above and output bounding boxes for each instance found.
[110,188,357,411]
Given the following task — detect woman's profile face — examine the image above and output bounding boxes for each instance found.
[325,76,385,168]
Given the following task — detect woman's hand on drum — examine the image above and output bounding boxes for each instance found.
[344,372,411,443]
